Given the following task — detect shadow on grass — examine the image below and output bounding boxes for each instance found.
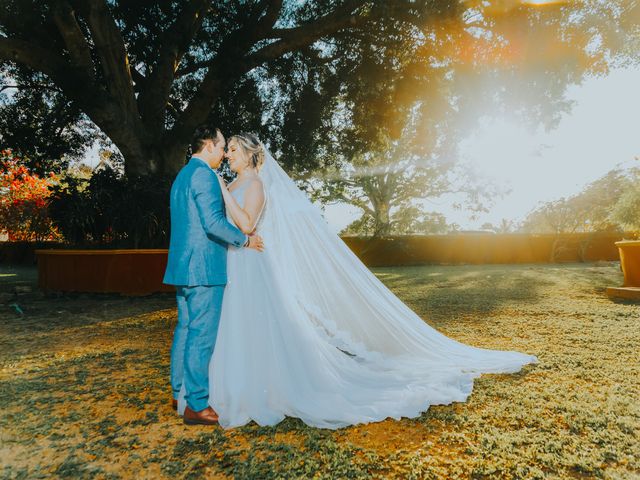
[0,264,39,291]
[0,264,176,334]
[0,266,176,364]
[374,264,556,320]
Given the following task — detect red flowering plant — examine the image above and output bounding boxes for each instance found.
[0,149,62,241]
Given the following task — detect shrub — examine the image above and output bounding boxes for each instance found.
[609,184,640,232]
[0,150,61,241]
[49,166,172,248]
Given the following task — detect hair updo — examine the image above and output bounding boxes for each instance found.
[230,132,265,170]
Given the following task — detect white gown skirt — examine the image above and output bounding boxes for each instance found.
[207,243,534,430]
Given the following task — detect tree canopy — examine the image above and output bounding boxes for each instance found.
[1,0,637,239]
[0,0,461,176]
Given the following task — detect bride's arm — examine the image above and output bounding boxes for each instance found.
[216,176,265,234]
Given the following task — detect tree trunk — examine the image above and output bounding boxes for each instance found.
[373,202,391,238]
[98,120,190,177]
[120,140,188,178]
[161,139,191,176]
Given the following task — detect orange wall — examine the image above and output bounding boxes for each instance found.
[341,232,628,267]
[30,233,628,295]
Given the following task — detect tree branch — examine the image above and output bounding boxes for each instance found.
[129,65,147,89]
[138,0,209,128]
[71,0,138,117]
[253,0,283,37]
[50,1,94,77]
[331,191,374,216]
[0,35,122,144]
[247,1,372,67]
[268,3,365,40]
[173,1,370,140]
[0,83,63,94]
[175,59,210,76]
[0,37,68,80]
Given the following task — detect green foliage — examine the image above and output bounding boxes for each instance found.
[48,167,171,248]
[4,0,635,178]
[521,167,640,233]
[0,0,463,176]
[342,207,452,236]
[1,0,638,235]
[610,182,640,231]
[481,219,516,234]
[0,71,97,175]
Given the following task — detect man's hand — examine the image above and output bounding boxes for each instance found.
[247,234,264,252]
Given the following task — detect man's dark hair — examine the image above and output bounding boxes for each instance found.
[190,126,222,153]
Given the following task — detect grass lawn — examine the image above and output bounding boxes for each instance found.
[0,263,638,479]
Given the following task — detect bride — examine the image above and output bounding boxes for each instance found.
[180,132,537,430]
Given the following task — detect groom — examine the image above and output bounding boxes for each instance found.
[163,125,263,426]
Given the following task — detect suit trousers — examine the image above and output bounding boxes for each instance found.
[170,285,225,412]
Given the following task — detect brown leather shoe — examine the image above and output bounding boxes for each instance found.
[172,399,178,411]
[183,406,219,426]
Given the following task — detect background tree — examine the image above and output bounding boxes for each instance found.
[610,184,640,232]
[325,147,456,237]
[318,117,489,237]
[520,166,640,233]
[481,219,516,234]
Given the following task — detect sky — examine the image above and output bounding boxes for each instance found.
[322,66,640,233]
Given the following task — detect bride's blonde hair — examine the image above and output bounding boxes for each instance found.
[230,132,265,171]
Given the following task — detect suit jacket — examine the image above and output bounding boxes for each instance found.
[163,157,247,286]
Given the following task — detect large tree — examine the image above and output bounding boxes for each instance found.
[0,0,455,176]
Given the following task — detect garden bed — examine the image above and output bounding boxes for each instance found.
[36,249,174,296]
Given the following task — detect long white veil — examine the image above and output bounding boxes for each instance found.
[258,149,537,373]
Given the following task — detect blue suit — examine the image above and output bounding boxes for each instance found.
[163,156,247,412]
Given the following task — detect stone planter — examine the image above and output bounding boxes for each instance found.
[36,249,174,296]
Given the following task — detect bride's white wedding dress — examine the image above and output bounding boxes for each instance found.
[179,151,536,430]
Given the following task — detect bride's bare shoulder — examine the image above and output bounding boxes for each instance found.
[247,177,265,196]
[251,176,264,186]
